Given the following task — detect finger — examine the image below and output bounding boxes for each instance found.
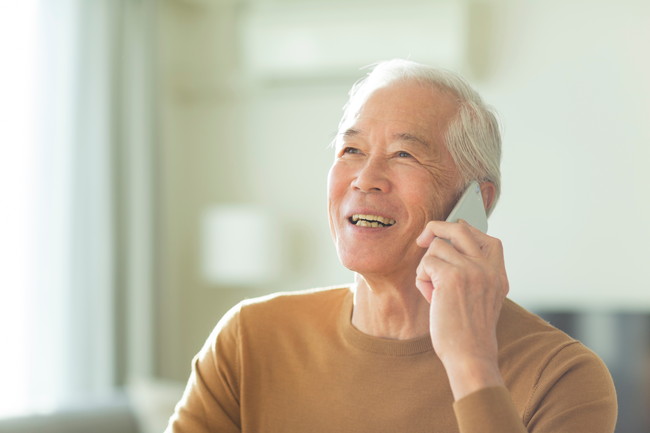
[459,220,507,264]
[416,251,466,297]
[415,255,447,303]
[416,221,463,247]
[415,274,434,303]
[454,220,485,256]
[416,221,440,248]
[418,220,483,257]
[424,235,465,265]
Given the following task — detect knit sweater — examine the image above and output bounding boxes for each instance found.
[165,287,617,432]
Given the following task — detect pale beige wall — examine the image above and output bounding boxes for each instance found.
[155,0,650,381]
[155,1,353,380]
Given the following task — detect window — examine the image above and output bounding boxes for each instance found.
[0,0,156,418]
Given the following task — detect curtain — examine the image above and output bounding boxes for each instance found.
[0,0,156,417]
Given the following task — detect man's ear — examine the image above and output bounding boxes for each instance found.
[479,181,496,212]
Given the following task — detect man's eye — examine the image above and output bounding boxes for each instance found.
[343,147,361,155]
[397,151,413,158]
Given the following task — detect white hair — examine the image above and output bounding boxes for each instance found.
[336,59,503,214]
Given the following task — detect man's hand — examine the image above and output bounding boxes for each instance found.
[415,220,509,401]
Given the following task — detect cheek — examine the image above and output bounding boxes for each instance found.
[402,174,458,222]
[422,162,463,218]
[327,161,350,204]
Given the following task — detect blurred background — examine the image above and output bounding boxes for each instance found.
[1,0,649,432]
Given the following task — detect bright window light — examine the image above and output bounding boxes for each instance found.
[0,0,40,417]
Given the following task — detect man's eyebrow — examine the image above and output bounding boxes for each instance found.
[393,132,432,149]
[338,129,432,149]
[340,128,360,138]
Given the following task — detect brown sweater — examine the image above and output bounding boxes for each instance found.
[165,287,617,433]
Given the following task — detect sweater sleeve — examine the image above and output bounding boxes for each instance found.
[453,343,617,433]
[164,304,242,433]
[453,387,527,433]
[523,342,618,433]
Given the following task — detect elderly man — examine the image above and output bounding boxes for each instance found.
[165,59,617,432]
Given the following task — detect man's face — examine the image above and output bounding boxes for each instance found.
[327,81,462,282]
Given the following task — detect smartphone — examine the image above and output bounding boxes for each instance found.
[445,181,488,233]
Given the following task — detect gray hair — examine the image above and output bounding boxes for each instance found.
[336,59,502,214]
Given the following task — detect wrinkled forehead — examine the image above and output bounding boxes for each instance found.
[338,81,460,140]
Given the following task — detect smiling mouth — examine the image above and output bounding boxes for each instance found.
[349,214,396,228]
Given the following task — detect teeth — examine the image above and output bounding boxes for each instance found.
[351,214,396,227]
[357,220,382,228]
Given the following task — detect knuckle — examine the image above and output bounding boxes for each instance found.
[417,255,437,277]
[501,274,510,295]
[453,222,472,239]
[487,237,503,252]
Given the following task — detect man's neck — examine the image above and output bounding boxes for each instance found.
[351,274,430,340]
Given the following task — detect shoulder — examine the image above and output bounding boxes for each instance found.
[240,285,351,309]
[498,299,617,429]
[498,298,577,349]
[498,298,615,390]
[201,286,351,352]
[226,285,352,334]
[238,285,351,318]
[498,299,608,368]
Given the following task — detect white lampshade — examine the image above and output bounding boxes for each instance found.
[201,205,282,286]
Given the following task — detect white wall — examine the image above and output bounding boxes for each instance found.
[157,0,650,380]
[479,2,650,309]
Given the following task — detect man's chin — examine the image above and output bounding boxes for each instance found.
[339,251,423,281]
[340,258,401,280]
[340,260,387,277]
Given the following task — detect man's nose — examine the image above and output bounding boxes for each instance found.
[351,157,390,193]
